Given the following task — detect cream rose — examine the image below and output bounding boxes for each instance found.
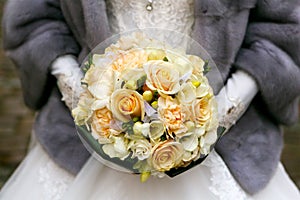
[111,89,145,122]
[128,139,152,160]
[150,140,184,172]
[143,60,181,95]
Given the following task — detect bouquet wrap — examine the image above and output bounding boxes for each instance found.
[72,30,224,181]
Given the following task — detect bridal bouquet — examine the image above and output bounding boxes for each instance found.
[72,32,221,181]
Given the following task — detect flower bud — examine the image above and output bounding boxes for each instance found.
[140,172,151,183]
[151,101,158,109]
[133,122,143,134]
[191,80,201,88]
[132,117,140,123]
[143,91,153,102]
[125,80,138,90]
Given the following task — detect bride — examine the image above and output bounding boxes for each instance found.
[1,0,300,199]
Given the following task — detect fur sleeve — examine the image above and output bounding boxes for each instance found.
[234,0,300,125]
[2,0,80,110]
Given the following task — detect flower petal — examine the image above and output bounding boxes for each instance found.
[180,134,198,152]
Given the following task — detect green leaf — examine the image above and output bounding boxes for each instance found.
[82,54,93,73]
[153,90,159,100]
[203,60,211,74]
[137,75,147,89]
[217,126,226,137]
[160,134,167,141]
[122,121,135,135]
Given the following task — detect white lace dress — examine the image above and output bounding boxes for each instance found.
[0,0,299,199]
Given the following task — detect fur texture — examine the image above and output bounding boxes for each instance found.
[2,0,300,194]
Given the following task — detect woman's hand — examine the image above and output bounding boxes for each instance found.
[216,70,258,133]
[51,55,83,110]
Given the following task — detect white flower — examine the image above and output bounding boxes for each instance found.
[187,55,205,76]
[128,139,152,160]
[179,133,198,152]
[165,50,193,76]
[182,147,200,162]
[149,121,165,143]
[83,64,115,100]
[195,76,211,98]
[72,91,94,126]
[102,136,130,160]
[133,122,150,137]
[177,82,197,104]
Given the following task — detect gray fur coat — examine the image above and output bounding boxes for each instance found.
[2,0,300,195]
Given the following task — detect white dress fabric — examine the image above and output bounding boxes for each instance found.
[0,0,299,199]
[0,143,299,200]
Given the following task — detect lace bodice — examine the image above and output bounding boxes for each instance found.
[106,0,194,36]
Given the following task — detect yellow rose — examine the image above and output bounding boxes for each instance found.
[192,96,212,127]
[143,60,181,95]
[91,107,116,144]
[158,96,187,136]
[150,140,184,172]
[111,49,148,72]
[111,89,145,122]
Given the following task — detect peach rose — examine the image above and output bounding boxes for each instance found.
[150,140,184,172]
[111,89,145,122]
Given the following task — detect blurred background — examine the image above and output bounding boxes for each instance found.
[0,0,299,190]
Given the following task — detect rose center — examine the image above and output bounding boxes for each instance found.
[119,96,136,114]
[156,69,172,90]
